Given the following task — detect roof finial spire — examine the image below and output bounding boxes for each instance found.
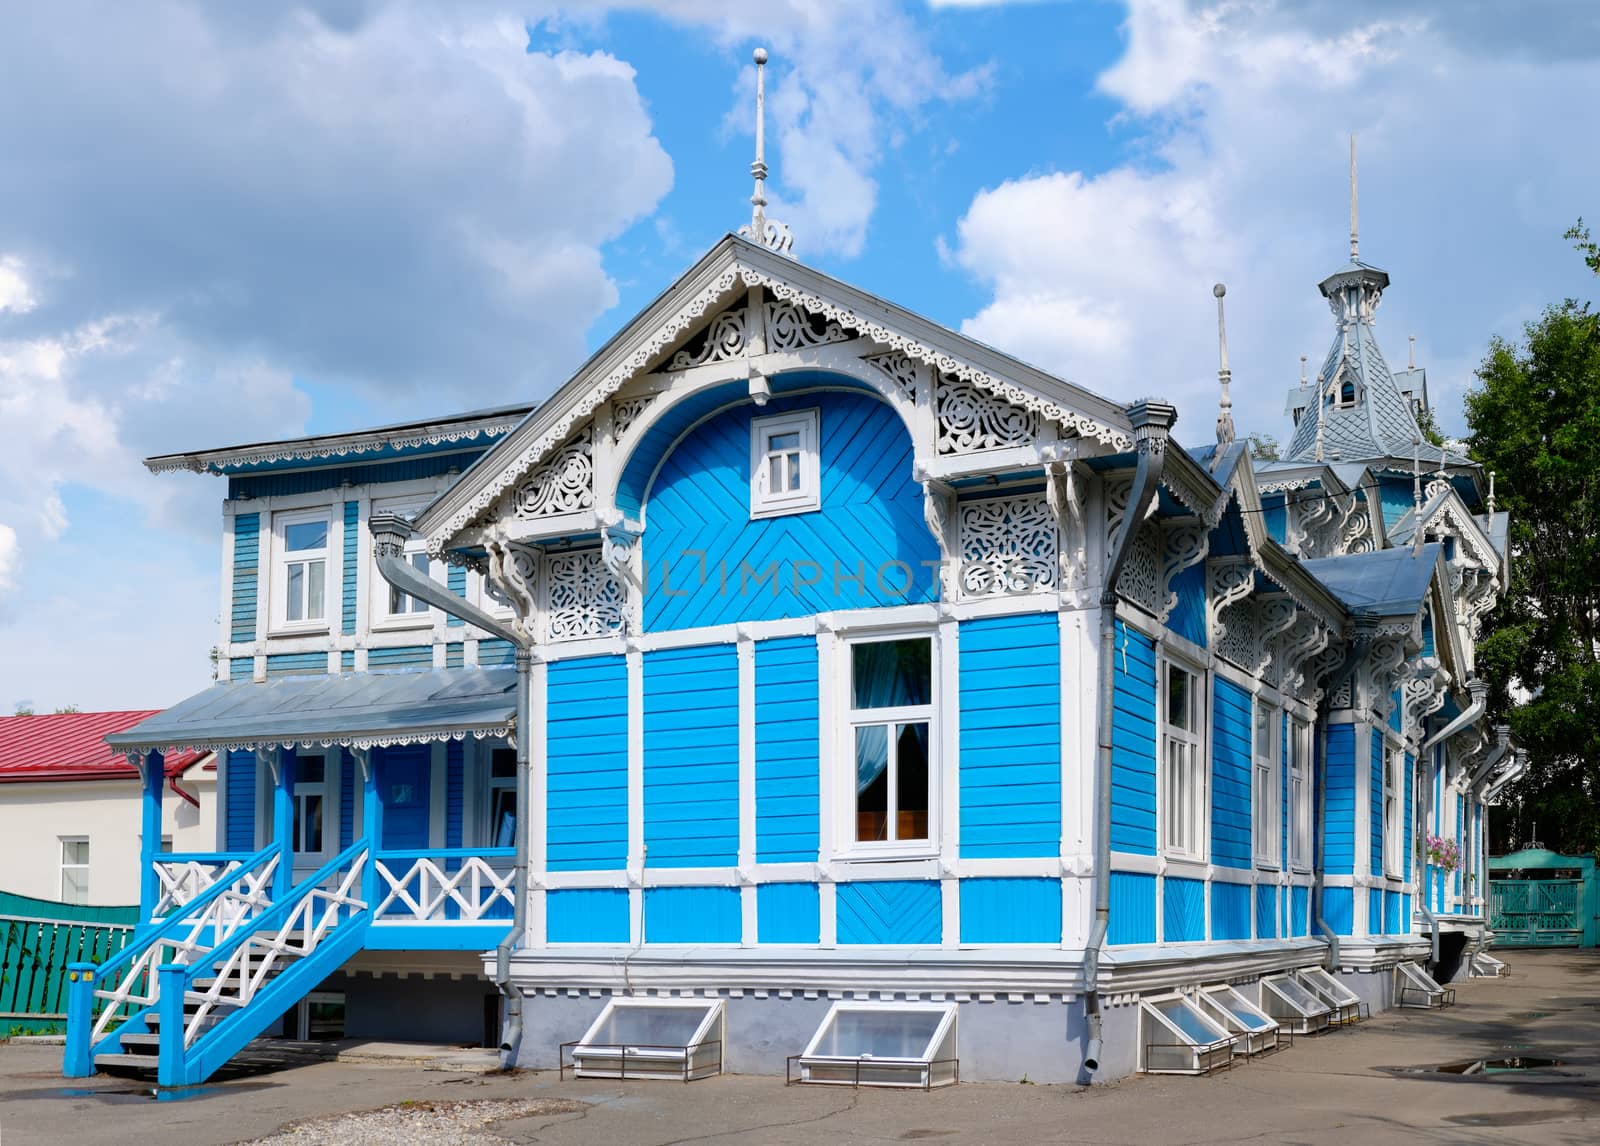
[1212,283,1235,461]
[1487,470,1496,516]
[1413,437,1423,511]
[1349,133,1359,262]
[1300,354,1308,386]
[1408,333,1415,371]
[738,48,793,256]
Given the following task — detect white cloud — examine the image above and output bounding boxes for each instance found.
[949,0,1600,443]
[0,256,33,315]
[0,524,18,594]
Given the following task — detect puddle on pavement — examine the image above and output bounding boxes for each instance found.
[9,1081,270,1104]
[1510,1012,1553,1020]
[1444,1109,1578,1128]
[1429,1057,1566,1076]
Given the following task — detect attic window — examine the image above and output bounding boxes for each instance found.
[561,998,724,1081]
[751,409,820,519]
[1260,974,1333,1035]
[1336,381,1357,408]
[1395,961,1455,1010]
[791,1002,958,1089]
[1139,994,1234,1075]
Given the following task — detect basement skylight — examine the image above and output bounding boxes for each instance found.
[1295,967,1369,1026]
[1395,961,1455,1010]
[562,998,724,1082]
[1193,984,1281,1058]
[790,1002,958,1089]
[1260,974,1333,1035]
[1468,952,1508,978]
[1139,993,1235,1075]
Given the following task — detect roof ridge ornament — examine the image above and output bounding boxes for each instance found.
[1211,283,1235,468]
[737,48,794,257]
[1349,134,1359,262]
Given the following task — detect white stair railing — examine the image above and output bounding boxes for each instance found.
[373,850,515,923]
[152,853,277,919]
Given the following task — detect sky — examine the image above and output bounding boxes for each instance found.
[2,0,1598,712]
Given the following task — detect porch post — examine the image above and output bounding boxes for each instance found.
[360,748,381,907]
[271,748,294,899]
[139,751,164,923]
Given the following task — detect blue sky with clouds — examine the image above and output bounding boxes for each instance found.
[2,0,1598,712]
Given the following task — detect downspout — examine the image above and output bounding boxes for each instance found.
[1414,745,1441,963]
[369,511,532,1071]
[168,774,201,809]
[1412,680,1485,964]
[1466,724,1511,791]
[1084,399,1177,1077]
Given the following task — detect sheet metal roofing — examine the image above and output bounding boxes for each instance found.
[1301,543,1442,617]
[104,668,519,755]
[0,711,207,783]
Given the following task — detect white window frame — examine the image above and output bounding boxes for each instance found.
[370,498,434,630]
[1159,657,1207,861]
[1383,745,1402,878]
[837,630,939,861]
[750,408,820,519]
[270,507,333,633]
[60,836,89,905]
[1288,714,1312,872]
[484,745,517,850]
[291,754,332,864]
[1254,698,1281,869]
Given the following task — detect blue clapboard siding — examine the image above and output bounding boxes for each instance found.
[228,450,489,499]
[1401,893,1411,932]
[959,878,1060,944]
[644,886,741,943]
[1110,622,1158,855]
[1368,889,1383,934]
[758,883,821,944]
[446,564,466,628]
[1291,885,1310,937]
[1211,880,1251,940]
[754,636,820,863]
[1280,710,1290,869]
[1256,884,1278,939]
[546,656,628,871]
[1165,562,1207,648]
[265,652,327,678]
[230,657,254,682]
[959,613,1061,858]
[341,651,355,671]
[446,741,464,848]
[1261,494,1287,544]
[1378,479,1416,529]
[836,880,941,945]
[1324,723,1355,874]
[1211,677,1252,870]
[1321,886,1353,935]
[1371,728,1386,874]
[1385,889,1402,936]
[641,393,938,631]
[643,645,739,868]
[1164,876,1205,942]
[367,645,432,670]
[1388,690,1403,733]
[1108,871,1157,945]
[546,888,630,943]
[225,749,256,851]
[478,639,514,667]
[340,752,354,849]
[231,512,260,642]
[1421,613,1435,659]
[445,644,463,669]
[341,502,358,635]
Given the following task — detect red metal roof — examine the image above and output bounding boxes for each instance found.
[0,711,207,784]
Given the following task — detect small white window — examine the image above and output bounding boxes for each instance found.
[750,409,820,518]
[272,509,331,630]
[1288,715,1312,870]
[1160,660,1206,860]
[60,837,90,904]
[1253,699,1280,868]
[486,747,517,849]
[372,500,432,627]
[1383,746,1402,878]
[292,755,329,858]
[846,635,934,855]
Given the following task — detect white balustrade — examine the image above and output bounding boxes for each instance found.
[374,853,516,923]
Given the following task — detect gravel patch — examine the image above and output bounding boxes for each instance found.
[239,1096,588,1145]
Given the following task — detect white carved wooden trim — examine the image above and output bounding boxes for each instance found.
[611,395,656,439]
[1207,558,1256,645]
[957,493,1058,598]
[373,855,515,923]
[935,372,1039,455]
[545,547,625,642]
[864,351,920,405]
[512,424,594,519]
[1158,520,1209,623]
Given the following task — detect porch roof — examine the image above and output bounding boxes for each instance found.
[103,668,518,757]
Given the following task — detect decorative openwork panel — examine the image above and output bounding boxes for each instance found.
[957,494,1059,597]
[611,395,656,438]
[935,372,1039,455]
[1216,601,1258,671]
[864,351,920,404]
[667,304,749,369]
[513,425,594,519]
[1116,522,1162,615]
[545,548,625,641]
[765,300,850,350]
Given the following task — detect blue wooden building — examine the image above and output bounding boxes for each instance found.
[63,131,1517,1085]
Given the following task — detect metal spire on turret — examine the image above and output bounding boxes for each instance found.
[737,47,793,256]
[1487,471,1497,516]
[1212,283,1235,467]
[1349,134,1360,262]
[1412,436,1425,554]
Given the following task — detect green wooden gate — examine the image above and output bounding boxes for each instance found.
[0,890,137,1034]
[1488,847,1599,949]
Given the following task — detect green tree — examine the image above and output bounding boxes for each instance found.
[1466,224,1600,855]
[1247,432,1280,462]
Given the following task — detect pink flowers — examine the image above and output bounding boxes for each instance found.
[1421,834,1461,873]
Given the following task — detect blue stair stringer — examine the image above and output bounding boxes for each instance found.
[159,839,372,1087]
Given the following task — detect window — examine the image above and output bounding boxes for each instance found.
[1288,715,1312,870]
[1383,747,1402,877]
[373,500,432,626]
[847,636,933,852]
[273,510,331,630]
[1254,700,1280,868]
[60,837,89,904]
[293,755,328,857]
[487,748,517,849]
[750,409,819,518]
[1159,661,1206,859]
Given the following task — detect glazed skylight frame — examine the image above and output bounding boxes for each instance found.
[791,1001,959,1089]
[563,997,725,1082]
[1194,984,1281,1058]
[1139,992,1235,1075]
[1395,961,1455,1010]
[1260,973,1333,1035]
[1294,966,1367,1026]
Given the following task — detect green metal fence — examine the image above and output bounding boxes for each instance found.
[0,890,138,1034]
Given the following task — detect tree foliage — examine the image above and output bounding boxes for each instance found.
[1467,225,1600,855]
[1247,432,1280,462]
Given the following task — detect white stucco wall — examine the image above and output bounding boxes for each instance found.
[0,770,217,905]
